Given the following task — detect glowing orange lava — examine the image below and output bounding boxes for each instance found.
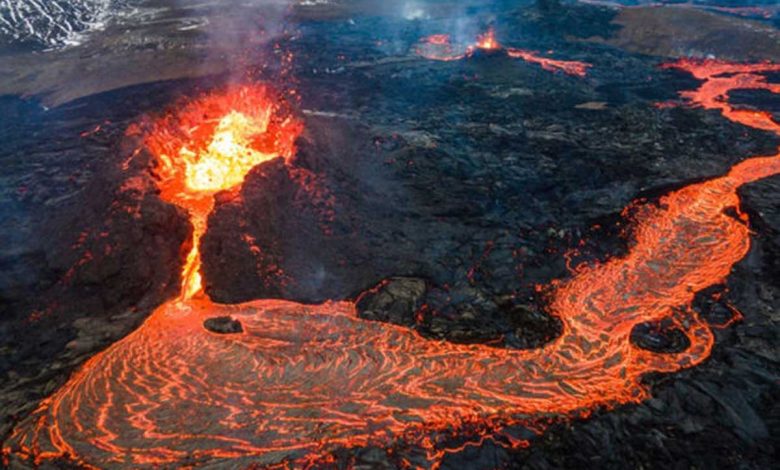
[4,61,780,468]
[475,27,500,50]
[415,29,591,77]
[662,59,780,133]
[144,85,302,299]
[414,34,466,62]
[505,49,591,77]
[425,34,451,46]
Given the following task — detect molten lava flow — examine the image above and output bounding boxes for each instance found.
[414,34,467,62]
[505,49,591,77]
[662,59,780,133]
[5,62,780,468]
[144,85,302,299]
[415,29,591,77]
[425,34,451,46]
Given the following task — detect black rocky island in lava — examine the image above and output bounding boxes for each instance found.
[1,1,778,469]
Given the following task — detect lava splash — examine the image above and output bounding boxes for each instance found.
[415,29,592,77]
[144,84,302,299]
[4,59,780,468]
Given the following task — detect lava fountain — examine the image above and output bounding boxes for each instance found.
[144,85,302,299]
[415,29,592,77]
[4,60,780,468]
[475,27,500,51]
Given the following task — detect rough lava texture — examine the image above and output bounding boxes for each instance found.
[0,84,193,440]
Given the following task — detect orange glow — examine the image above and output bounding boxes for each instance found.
[5,61,780,468]
[415,29,592,77]
[184,110,273,192]
[505,48,591,77]
[144,85,302,298]
[181,231,203,299]
[662,59,780,133]
[475,27,500,50]
[425,34,451,46]
[415,34,466,62]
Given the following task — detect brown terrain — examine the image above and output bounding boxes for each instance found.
[587,5,780,61]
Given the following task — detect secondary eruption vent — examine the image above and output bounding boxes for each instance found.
[4,60,780,468]
[415,27,592,77]
[475,27,500,51]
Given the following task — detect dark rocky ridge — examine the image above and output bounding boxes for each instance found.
[0,85,194,442]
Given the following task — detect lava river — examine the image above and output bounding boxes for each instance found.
[4,61,780,468]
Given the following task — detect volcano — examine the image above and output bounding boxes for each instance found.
[415,28,591,77]
[1,1,779,469]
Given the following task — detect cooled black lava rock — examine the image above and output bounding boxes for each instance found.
[468,47,509,60]
[203,316,243,334]
[416,285,506,343]
[356,277,427,327]
[630,320,691,354]
[505,302,562,349]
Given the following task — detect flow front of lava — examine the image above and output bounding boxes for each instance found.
[4,59,780,468]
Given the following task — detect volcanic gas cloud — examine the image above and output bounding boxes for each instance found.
[4,60,780,468]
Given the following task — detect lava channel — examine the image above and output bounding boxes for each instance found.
[4,61,780,468]
[415,28,592,77]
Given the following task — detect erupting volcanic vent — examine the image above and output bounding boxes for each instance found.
[144,85,302,299]
[3,58,780,468]
[475,27,500,51]
[415,28,591,77]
